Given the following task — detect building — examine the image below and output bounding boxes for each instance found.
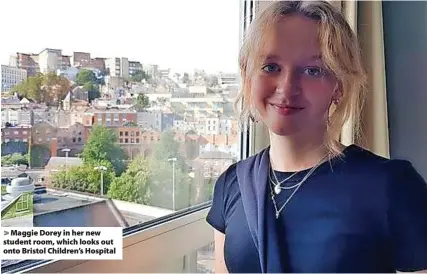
[105,57,129,78]
[57,122,85,149]
[83,107,137,127]
[121,57,129,79]
[38,48,62,73]
[1,125,32,143]
[1,106,33,127]
[20,107,34,126]
[72,52,91,67]
[118,123,142,145]
[217,72,239,86]
[1,65,27,93]
[143,64,158,78]
[59,55,71,70]
[9,52,39,76]
[129,61,143,76]
[32,121,57,145]
[91,58,106,71]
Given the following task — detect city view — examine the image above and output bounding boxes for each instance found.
[1,0,240,271]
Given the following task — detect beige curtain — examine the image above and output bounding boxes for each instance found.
[337,0,390,158]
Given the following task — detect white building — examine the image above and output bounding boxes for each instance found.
[218,72,239,87]
[105,57,129,78]
[1,107,34,127]
[205,116,220,135]
[1,65,27,93]
[38,48,62,74]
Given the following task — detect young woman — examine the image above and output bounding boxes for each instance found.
[207,1,427,273]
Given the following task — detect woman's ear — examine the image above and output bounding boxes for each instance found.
[332,82,343,103]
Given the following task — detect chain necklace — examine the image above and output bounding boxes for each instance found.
[269,154,328,219]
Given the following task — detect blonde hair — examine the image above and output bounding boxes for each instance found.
[235,0,367,157]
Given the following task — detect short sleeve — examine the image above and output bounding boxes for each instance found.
[206,171,227,233]
[387,160,427,272]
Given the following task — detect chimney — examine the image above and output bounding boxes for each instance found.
[50,138,58,157]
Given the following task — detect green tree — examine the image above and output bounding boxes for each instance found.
[12,73,70,105]
[83,82,100,102]
[80,125,126,175]
[108,156,151,203]
[147,129,191,210]
[52,160,115,194]
[135,94,150,110]
[75,69,95,86]
[147,159,191,210]
[1,153,29,166]
[130,70,149,82]
[152,129,187,171]
[42,72,71,104]
[182,72,190,84]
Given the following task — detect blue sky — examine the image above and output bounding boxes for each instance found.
[0,0,241,74]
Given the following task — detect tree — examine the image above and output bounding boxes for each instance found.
[12,73,70,105]
[147,158,191,210]
[152,129,187,171]
[182,72,190,84]
[75,69,95,86]
[108,156,151,204]
[1,153,29,166]
[76,70,100,102]
[42,72,71,104]
[147,129,192,210]
[130,70,149,82]
[52,160,115,194]
[205,75,219,87]
[83,82,100,102]
[80,125,126,175]
[135,94,150,110]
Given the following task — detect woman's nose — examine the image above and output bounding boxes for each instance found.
[275,68,300,96]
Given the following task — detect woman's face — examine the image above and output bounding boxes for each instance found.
[250,14,339,137]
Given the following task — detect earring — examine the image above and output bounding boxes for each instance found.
[333,98,340,105]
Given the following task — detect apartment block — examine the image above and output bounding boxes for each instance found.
[72,52,91,67]
[1,65,27,93]
[38,48,62,73]
[9,52,39,76]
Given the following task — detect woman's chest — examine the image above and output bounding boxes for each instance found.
[224,188,391,272]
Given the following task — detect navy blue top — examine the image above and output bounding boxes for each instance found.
[206,145,427,273]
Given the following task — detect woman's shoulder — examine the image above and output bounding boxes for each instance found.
[343,145,425,186]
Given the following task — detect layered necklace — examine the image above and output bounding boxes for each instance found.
[268,154,328,219]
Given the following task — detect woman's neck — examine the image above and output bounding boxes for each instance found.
[268,131,335,172]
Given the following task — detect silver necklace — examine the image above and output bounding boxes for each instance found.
[269,170,301,194]
[269,155,328,219]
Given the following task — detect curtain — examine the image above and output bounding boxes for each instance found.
[338,0,390,158]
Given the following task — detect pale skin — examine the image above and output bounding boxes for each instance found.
[213,14,426,273]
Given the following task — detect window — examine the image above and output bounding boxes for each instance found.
[1,0,242,272]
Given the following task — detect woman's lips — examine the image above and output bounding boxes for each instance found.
[270,104,304,115]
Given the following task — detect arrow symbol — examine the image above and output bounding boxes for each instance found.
[4,231,9,236]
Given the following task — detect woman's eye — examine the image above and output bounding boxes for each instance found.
[262,64,280,73]
[303,67,325,77]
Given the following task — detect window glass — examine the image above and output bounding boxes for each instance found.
[1,0,240,268]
